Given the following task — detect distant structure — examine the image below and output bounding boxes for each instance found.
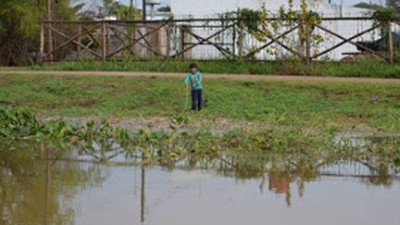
[145,0,161,19]
[141,0,172,20]
[169,0,377,60]
[170,0,368,18]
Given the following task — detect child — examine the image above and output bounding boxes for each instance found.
[185,63,203,111]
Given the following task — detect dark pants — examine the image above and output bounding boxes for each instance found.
[191,89,203,111]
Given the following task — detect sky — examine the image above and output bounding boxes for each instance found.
[119,0,384,8]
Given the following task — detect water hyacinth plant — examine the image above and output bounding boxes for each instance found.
[1,107,400,169]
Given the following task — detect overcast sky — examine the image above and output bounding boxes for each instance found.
[119,0,384,8]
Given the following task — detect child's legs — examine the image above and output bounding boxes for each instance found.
[191,90,198,110]
[197,90,203,110]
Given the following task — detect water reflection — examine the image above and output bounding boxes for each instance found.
[0,143,107,225]
[1,142,399,225]
[65,139,400,204]
[141,166,146,224]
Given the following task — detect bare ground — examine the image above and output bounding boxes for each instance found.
[1,70,400,84]
[39,115,262,133]
[38,115,399,140]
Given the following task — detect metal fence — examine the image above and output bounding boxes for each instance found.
[39,17,400,63]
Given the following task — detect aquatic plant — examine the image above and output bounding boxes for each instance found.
[1,106,400,176]
[0,107,43,139]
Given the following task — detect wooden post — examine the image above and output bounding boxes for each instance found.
[181,27,185,59]
[102,22,107,62]
[238,20,244,60]
[166,23,171,59]
[387,21,394,64]
[132,24,136,58]
[47,0,54,62]
[304,24,312,64]
[40,23,45,63]
[77,24,82,61]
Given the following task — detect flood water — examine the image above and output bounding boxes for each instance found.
[1,145,400,225]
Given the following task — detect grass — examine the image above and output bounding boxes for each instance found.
[1,73,400,182]
[0,72,400,133]
[32,59,400,78]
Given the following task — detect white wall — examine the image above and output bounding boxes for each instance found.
[171,0,262,17]
[171,0,370,18]
[169,0,375,60]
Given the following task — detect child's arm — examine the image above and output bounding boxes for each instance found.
[197,73,203,86]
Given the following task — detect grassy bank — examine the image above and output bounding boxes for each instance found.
[33,60,400,78]
[0,72,400,133]
[1,73,400,170]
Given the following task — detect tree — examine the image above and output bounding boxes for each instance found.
[387,0,400,10]
[97,0,119,18]
[0,0,79,65]
[354,2,382,10]
[111,4,142,20]
[157,6,171,12]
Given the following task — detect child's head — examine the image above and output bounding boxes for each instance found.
[189,63,198,74]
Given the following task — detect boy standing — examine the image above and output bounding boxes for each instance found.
[185,63,203,111]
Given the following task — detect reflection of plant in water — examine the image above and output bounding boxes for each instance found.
[357,158,394,187]
[0,143,106,225]
[1,106,400,209]
[294,159,320,197]
[367,166,392,187]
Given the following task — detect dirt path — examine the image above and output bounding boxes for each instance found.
[1,70,400,84]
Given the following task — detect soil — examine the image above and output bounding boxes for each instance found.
[2,70,400,84]
[39,115,262,133]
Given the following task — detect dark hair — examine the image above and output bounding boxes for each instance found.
[189,63,198,69]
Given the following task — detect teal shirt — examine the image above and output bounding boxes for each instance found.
[185,72,203,90]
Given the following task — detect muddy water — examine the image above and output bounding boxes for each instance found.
[1,149,400,225]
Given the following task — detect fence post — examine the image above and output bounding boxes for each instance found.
[166,23,171,59]
[238,20,244,60]
[77,24,82,61]
[304,23,312,64]
[47,0,54,63]
[387,21,394,64]
[40,23,45,63]
[131,23,137,58]
[48,24,54,63]
[180,27,185,59]
[102,21,107,62]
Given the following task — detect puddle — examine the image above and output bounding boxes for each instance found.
[1,145,399,225]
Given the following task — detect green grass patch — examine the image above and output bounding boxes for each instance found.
[33,59,400,78]
[1,73,399,132]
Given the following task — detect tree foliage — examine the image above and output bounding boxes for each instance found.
[354,2,382,10]
[387,0,400,11]
[0,0,140,65]
[0,0,78,65]
[111,4,142,20]
[158,6,171,12]
[254,0,323,59]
